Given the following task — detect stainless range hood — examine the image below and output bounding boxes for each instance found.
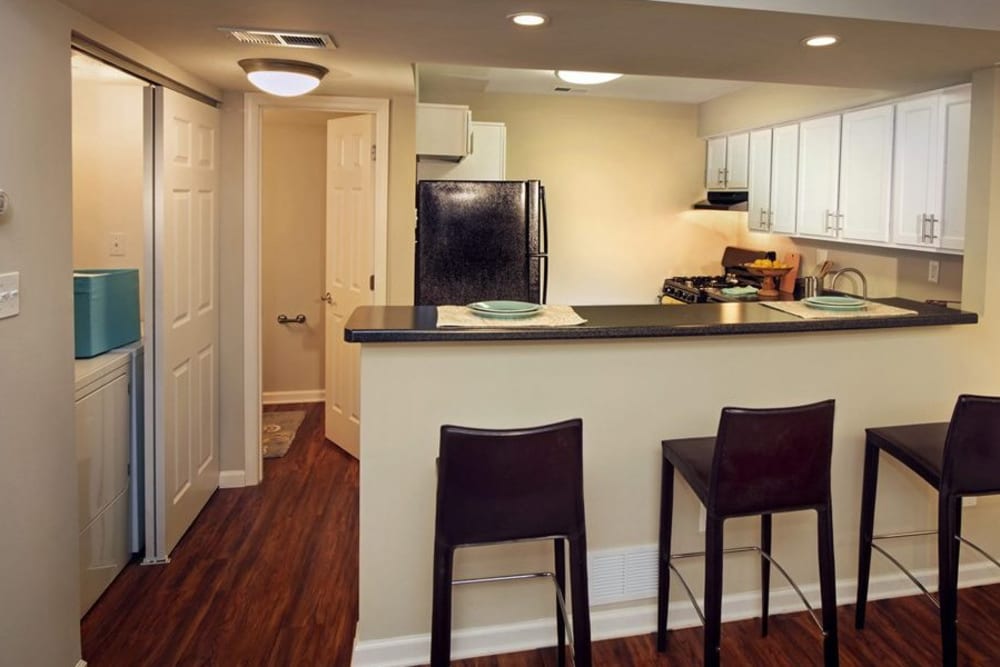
[693,190,748,211]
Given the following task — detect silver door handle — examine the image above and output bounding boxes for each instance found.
[321,292,335,305]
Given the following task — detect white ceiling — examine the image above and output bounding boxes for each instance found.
[58,0,1000,100]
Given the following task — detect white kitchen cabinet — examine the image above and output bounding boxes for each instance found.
[705,132,748,189]
[796,114,842,238]
[892,86,970,252]
[838,104,894,244]
[748,125,798,234]
[747,129,771,231]
[417,121,506,180]
[416,103,471,161]
[75,351,132,616]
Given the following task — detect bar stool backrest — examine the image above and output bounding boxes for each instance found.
[436,418,585,547]
[942,394,1000,495]
[710,399,836,517]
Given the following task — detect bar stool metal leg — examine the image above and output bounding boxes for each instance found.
[938,495,960,667]
[855,441,880,629]
[817,506,840,667]
[704,516,725,667]
[554,538,566,667]
[760,513,772,637]
[657,459,675,653]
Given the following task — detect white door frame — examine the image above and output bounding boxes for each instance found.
[242,93,389,485]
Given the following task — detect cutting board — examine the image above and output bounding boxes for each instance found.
[779,252,801,293]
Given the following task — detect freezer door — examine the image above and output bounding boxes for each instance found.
[415,180,541,305]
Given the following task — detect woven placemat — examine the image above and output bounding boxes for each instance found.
[436,305,587,328]
[760,300,918,319]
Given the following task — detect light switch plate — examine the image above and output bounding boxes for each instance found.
[0,272,20,319]
[110,232,127,257]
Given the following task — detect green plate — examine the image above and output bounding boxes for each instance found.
[803,296,867,311]
[467,300,541,314]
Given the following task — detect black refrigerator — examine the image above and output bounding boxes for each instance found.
[414,180,548,305]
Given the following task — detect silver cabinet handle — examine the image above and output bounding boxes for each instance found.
[825,210,834,233]
[760,208,768,226]
[835,212,844,232]
[321,292,335,305]
[768,209,774,230]
[927,214,939,242]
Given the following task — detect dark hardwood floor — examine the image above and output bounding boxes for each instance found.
[82,402,1000,665]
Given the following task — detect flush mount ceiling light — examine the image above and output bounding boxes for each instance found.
[802,34,840,47]
[239,58,329,96]
[555,70,623,85]
[508,12,548,27]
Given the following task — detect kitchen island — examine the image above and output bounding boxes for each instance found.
[348,298,991,667]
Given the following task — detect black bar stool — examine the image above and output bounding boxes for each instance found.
[430,418,591,667]
[657,399,839,667]
[856,394,1000,667]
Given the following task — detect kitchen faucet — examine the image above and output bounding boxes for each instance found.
[829,267,868,299]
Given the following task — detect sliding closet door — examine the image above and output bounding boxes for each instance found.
[148,86,220,560]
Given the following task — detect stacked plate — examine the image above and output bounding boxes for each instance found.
[802,295,867,311]
[466,300,543,319]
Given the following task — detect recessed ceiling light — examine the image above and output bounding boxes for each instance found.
[509,12,548,27]
[239,58,328,96]
[802,34,840,47]
[555,71,623,85]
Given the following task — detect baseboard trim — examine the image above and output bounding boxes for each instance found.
[218,470,247,488]
[350,560,1000,666]
[261,390,324,405]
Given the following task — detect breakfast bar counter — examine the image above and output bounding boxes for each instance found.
[344,298,977,343]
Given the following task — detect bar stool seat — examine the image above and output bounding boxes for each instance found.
[657,399,839,667]
[856,395,1000,667]
[430,418,592,667]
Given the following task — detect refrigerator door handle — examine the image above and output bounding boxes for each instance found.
[541,254,549,304]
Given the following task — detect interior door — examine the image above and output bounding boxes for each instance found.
[150,86,220,559]
[324,114,374,459]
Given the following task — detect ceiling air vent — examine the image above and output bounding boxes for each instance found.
[220,28,337,49]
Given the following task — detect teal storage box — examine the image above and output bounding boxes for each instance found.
[74,269,140,358]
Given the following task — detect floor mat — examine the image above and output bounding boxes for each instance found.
[262,410,307,458]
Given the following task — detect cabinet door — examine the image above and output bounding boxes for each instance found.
[839,105,893,243]
[940,87,970,251]
[797,115,841,238]
[892,95,942,247]
[705,136,727,188]
[417,122,506,180]
[725,132,749,188]
[747,129,772,231]
[769,124,799,234]
[416,103,471,159]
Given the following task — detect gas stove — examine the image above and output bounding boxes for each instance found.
[660,247,772,304]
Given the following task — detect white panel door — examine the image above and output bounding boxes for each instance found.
[324,115,374,459]
[940,87,971,251]
[725,132,750,189]
[747,129,772,232]
[839,105,894,244]
[892,95,942,247]
[797,115,842,238]
[769,124,799,234]
[153,87,220,557]
[705,136,727,188]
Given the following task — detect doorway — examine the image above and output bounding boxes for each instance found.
[243,94,389,485]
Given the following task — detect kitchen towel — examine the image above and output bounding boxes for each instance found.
[760,300,919,319]
[436,305,587,328]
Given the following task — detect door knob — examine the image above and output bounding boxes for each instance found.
[321,292,335,305]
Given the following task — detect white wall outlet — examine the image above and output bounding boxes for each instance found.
[0,272,20,319]
[110,232,127,257]
[928,259,940,283]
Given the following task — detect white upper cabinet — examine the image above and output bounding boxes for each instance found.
[747,129,772,231]
[838,104,894,244]
[769,124,799,234]
[416,103,471,161]
[705,132,749,189]
[417,122,506,181]
[796,114,842,238]
[940,87,970,251]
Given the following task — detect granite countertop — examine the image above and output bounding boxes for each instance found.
[344,298,977,343]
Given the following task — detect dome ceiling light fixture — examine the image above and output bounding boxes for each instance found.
[555,70,624,85]
[239,58,329,96]
[508,12,548,27]
[802,34,840,47]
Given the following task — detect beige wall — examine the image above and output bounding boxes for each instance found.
[71,73,146,307]
[424,92,741,304]
[260,110,333,396]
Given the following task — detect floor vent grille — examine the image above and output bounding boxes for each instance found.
[589,545,659,605]
[219,28,336,50]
